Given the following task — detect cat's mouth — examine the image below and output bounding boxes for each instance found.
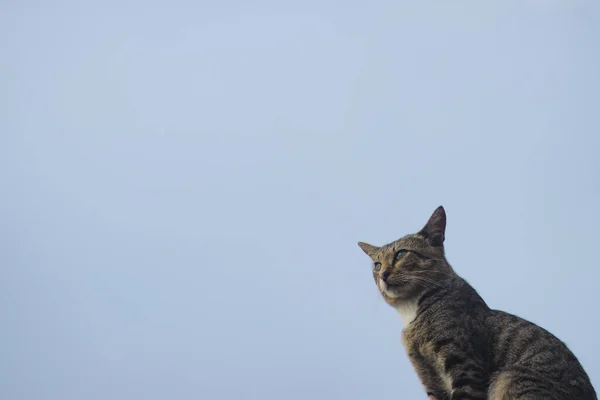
[379,279,405,298]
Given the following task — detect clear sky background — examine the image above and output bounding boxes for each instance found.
[1,1,599,399]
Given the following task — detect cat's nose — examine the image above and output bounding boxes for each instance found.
[381,270,390,282]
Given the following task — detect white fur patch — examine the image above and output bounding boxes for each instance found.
[395,300,418,327]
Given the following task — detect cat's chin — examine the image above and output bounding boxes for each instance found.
[379,279,403,299]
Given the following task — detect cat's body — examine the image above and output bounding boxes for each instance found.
[358,207,596,400]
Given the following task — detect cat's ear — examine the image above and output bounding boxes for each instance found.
[419,206,446,247]
[357,242,378,258]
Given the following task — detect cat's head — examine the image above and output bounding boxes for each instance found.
[357,206,454,306]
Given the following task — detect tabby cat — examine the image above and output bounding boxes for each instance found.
[358,206,596,400]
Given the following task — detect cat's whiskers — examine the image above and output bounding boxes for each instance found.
[412,269,455,279]
[394,274,441,288]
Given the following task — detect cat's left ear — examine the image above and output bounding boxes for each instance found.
[357,242,379,258]
[419,206,446,247]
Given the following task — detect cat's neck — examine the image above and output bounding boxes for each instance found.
[395,285,446,328]
[395,299,419,327]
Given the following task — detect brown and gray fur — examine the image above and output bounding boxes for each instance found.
[358,206,596,400]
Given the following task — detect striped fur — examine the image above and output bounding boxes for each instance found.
[358,206,596,400]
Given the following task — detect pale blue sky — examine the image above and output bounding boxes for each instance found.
[1,1,599,399]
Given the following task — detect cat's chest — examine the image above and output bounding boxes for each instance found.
[401,312,456,393]
[397,300,420,351]
[400,310,435,356]
[402,322,453,394]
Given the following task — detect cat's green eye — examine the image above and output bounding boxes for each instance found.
[395,250,407,260]
[374,262,382,271]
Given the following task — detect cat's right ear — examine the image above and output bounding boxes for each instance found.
[358,242,378,258]
[419,205,446,247]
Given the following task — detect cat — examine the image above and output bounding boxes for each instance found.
[358,206,596,400]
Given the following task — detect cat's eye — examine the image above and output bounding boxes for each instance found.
[395,250,407,260]
[374,262,382,271]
